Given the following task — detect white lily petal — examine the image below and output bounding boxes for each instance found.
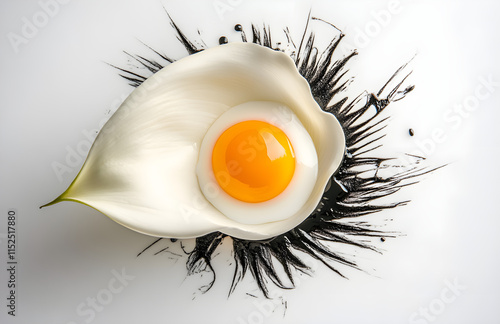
[45,43,344,240]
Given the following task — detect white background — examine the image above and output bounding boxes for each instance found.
[1,0,500,323]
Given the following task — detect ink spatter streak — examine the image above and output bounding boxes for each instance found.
[124,14,438,298]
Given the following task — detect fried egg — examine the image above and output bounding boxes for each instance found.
[197,101,318,225]
[42,42,345,240]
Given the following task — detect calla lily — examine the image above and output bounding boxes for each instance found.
[42,42,345,240]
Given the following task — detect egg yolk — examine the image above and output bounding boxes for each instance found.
[212,120,295,203]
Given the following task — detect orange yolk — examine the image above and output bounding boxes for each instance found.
[211,120,295,203]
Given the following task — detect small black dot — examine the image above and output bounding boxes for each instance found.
[170,238,178,242]
[409,128,415,136]
[380,237,386,242]
[219,36,228,45]
[234,24,243,32]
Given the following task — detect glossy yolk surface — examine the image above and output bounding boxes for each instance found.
[212,120,295,203]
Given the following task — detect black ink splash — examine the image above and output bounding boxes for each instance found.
[218,36,228,45]
[120,14,438,298]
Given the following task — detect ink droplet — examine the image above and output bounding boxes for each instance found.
[234,24,243,32]
[380,237,386,242]
[170,238,178,243]
[409,128,415,136]
[219,36,228,45]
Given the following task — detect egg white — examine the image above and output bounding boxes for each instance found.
[44,42,345,240]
